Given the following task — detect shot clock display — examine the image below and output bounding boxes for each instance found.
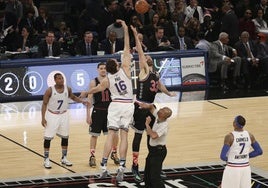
[0,50,208,102]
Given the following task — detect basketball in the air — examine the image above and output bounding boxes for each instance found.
[135,0,149,14]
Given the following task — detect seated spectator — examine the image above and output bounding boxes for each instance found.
[16,26,35,52]
[171,0,186,27]
[252,8,268,34]
[184,0,204,25]
[106,21,124,40]
[100,30,124,54]
[185,17,200,46]
[55,21,73,55]
[238,9,257,40]
[155,0,171,22]
[234,31,262,89]
[200,11,218,42]
[209,32,242,90]
[34,7,54,35]
[170,26,195,50]
[18,7,36,34]
[164,11,180,38]
[37,31,61,57]
[143,13,160,39]
[75,31,98,56]
[147,26,173,52]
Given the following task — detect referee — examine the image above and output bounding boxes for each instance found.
[138,102,172,188]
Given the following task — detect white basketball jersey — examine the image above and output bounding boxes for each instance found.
[108,68,133,101]
[227,130,251,165]
[47,85,69,113]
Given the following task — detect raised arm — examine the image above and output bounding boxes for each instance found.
[130,25,148,75]
[117,19,131,77]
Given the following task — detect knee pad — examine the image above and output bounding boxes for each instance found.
[44,139,51,148]
[61,138,68,146]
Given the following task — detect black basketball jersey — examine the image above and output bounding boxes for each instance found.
[136,71,159,103]
[93,77,111,109]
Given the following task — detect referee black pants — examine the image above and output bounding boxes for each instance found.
[144,145,167,188]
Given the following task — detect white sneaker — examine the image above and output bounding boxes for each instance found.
[61,156,73,166]
[44,158,51,169]
[116,166,125,182]
[99,164,108,178]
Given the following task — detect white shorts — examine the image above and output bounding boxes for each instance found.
[221,165,251,188]
[44,110,70,139]
[107,102,134,131]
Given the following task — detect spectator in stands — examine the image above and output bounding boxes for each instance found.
[34,7,54,35]
[75,31,98,56]
[3,0,23,30]
[170,25,194,50]
[200,11,218,42]
[16,26,35,52]
[221,3,239,47]
[55,21,73,55]
[97,0,123,41]
[155,0,171,21]
[18,6,35,33]
[234,31,261,89]
[147,26,172,52]
[172,0,186,27]
[238,9,257,40]
[184,0,204,25]
[22,0,39,20]
[106,21,124,40]
[234,0,256,19]
[37,31,61,57]
[118,0,136,25]
[165,11,180,38]
[129,14,144,35]
[143,13,160,39]
[255,0,268,23]
[100,30,124,54]
[255,33,268,76]
[252,8,268,34]
[209,32,242,90]
[184,17,200,45]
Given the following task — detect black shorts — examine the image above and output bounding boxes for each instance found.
[132,103,155,133]
[89,108,108,136]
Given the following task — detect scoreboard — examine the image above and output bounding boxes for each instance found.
[0,50,208,102]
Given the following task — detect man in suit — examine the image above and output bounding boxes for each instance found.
[221,3,239,47]
[147,26,173,52]
[75,31,98,56]
[100,30,124,54]
[234,31,262,89]
[37,31,61,57]
[209,32,241,90]
[170,26,195,50]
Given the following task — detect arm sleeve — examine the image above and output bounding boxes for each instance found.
[220,144,230,161]
[249,141,263,158]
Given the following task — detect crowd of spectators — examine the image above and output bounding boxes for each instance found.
[1,0,268,89]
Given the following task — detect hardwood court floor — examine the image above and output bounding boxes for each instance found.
[1,89,268,185]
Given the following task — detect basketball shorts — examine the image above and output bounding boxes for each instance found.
[107,102,134,131]
[44,110,69,140]
[221,165,251,188]
[89,108,108,136]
